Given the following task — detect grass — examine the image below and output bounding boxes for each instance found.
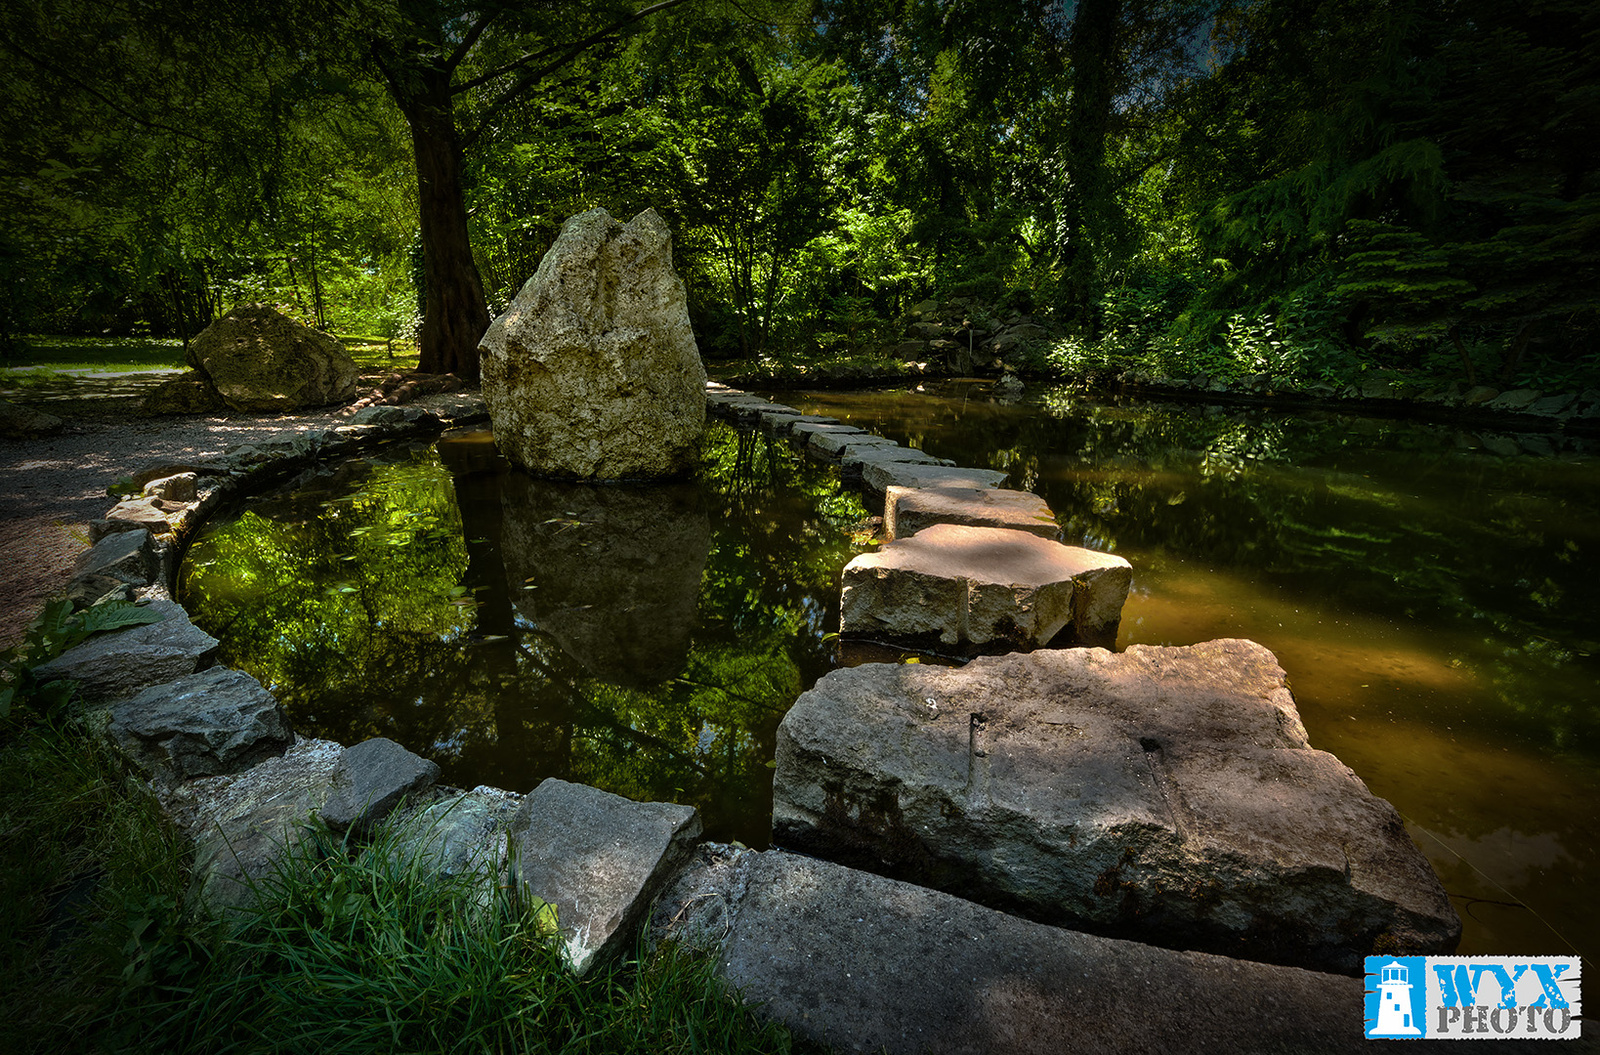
[0,712,802,1055]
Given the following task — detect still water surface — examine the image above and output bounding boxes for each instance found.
[182,384,1598,961]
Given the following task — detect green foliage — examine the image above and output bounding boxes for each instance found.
[0,599,164,719]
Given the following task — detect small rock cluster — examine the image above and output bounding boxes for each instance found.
[888,297,1056,376]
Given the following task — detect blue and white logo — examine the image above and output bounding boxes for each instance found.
[1365,956,1582,1040]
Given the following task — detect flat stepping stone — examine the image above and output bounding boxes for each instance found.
[764,411,839,436]
[861,460,1008,493]
[809,430,899,458]
[788,419,867,445]
[841,523,1131,652]
[839,445,951,482]
[651,847,1369,1055]
[885,484,1059,540]
[771,640,1461,974]
[109,666,292,780]
[509,779,701,974]
[32,598,220,706]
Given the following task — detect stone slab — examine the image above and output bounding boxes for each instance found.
[75,528,151,586]
[509,778,701,974]
[109,666,292,780]
[320,737,441,835]
[32,598,219,705]
[772,640,1461,974]
[809,430,899,458]
[885,485,1059,541]
[764,411,839,436]
[789,420,868,446]
[840,523,1131,652]
[861,460,1009,493]
[650,847,1368,1055]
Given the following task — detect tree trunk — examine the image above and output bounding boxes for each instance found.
[1058,0,1123,329]
[395,66,491,380]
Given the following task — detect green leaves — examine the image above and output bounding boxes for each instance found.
[0,598,165,719]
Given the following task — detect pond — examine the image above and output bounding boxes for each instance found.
[780,381,1600,963]
[181,384,1598,961]
[181,422,872,845]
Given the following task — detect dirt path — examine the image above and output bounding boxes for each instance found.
[0,372,451,649]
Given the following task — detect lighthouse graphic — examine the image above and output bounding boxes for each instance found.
[1370,959,1424,1037]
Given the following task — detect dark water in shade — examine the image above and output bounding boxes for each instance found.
[781,381,1600,962]
[182,385,1600,961]
[181,423,873,846]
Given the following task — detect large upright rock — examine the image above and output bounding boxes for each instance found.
[480,208,706,480]
[772,640,1461,974]
[187,303,358,412]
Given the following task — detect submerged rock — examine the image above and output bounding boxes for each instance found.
[480,208,706,480]
[771,640,1461,974]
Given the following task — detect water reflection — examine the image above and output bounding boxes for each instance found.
[501,476,710,686]
[786,382,1600,961]
[182,423,871,845]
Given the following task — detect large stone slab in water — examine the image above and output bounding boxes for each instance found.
[885,484,1059,541]
[771,640,1461,974]
[841,523,1130,652]
[509,779,701,974]
[479,208,705,480]
[651,847,1369,1055]
[861,460,1009,493]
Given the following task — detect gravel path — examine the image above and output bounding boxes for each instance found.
[0,372,464,648]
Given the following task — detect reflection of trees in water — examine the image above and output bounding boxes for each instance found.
[181,424,870,844]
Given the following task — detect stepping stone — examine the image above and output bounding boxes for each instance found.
[789,420,867,446]
[320,737,441,835]
[32,598,219,706]
[764,412,839,437]
[885,484,1059,540]
[860,460,1008,493]
[839,445,951,483]
[509,779,701,974]
[771,640,1462,974]
[841,524,1131,652]
[809,430,899,458]
[651,847,1369,1055]
[109,666,292,780]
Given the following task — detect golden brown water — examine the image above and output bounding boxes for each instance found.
[789,381,1599,961]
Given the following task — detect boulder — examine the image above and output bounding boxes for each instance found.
[840,524,1131,652]
[884,485,1059,541]
[771,640,1462,974]
[188,304,358,412]
[509,778,701,974]
[0,397,64,438]
[108,667,293,780]
[650,847,1369,1055]
[1485,388,1541,411]
[90,497,172,541]
[319,737,441,835]
[31,598,219,705]
[139,371,225,415]
[480,208,706,480]
[386,786,523,882]
[142,472,199,503]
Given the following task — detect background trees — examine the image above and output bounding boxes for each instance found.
[4,0,1596,390]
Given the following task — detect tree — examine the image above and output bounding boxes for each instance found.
[359,0,700,379]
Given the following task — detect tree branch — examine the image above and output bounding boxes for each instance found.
[445,9,502,75]
[451,0,696,99]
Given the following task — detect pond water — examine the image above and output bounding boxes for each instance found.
[780,381,1599,962]
[181,423,872,845]
[181,384,1599,961]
